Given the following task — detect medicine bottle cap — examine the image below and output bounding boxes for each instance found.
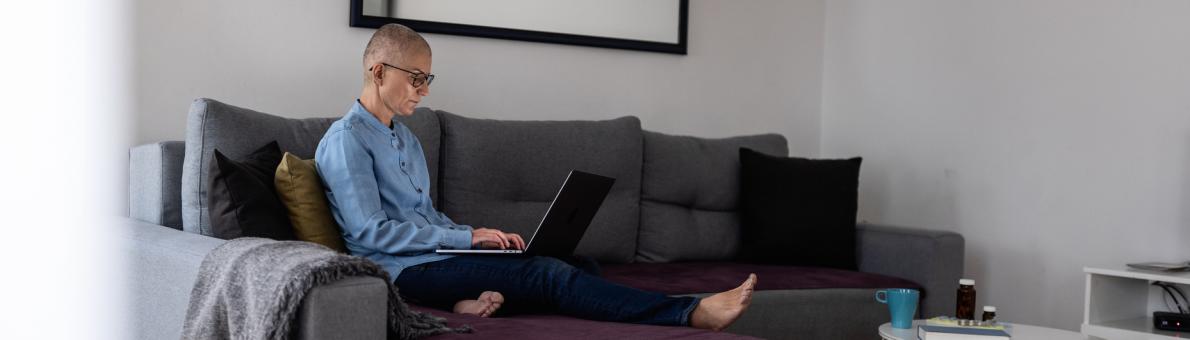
[959,279,975,285]
[984,306,996,312]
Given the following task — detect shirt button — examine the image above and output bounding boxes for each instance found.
[400,161,405,167]
[416,188,423,193]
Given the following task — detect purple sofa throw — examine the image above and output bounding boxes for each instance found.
[601,262,921,295]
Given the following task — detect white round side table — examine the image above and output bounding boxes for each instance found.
[878,320,1104,340]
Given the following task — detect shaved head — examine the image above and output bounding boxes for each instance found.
[362,23,431,83]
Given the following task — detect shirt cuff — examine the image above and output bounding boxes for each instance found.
[443,228,472,250]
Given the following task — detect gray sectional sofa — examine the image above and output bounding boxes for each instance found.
[125,98,964,339]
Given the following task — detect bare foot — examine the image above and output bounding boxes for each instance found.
[452,291,504,317]
[690,273,756,331]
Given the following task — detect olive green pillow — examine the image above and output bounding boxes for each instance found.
[274,152,347,252]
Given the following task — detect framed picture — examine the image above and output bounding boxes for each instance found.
[350,0,688,55]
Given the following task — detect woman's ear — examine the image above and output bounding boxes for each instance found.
[371,64,384,85]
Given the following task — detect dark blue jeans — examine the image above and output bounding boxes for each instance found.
[395,256,699,326]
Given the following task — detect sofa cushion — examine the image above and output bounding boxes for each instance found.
[738,149,863,270]
[181,98,442,236]
[274,152,347,252]
[600,262,920,295]
[416,262,920,340]
[688,288,900,339]
[412,305,756,340]
[601,262,925,339]
[207,141,296,240]
[437,112,643,263]
[636,132,787,263]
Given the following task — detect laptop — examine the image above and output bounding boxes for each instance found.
[436,170,615,256]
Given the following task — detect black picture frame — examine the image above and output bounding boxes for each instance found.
[349,0,688,55]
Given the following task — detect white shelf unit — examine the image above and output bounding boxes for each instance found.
[1083,266,1190,340]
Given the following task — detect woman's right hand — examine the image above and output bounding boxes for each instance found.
[470,228,524,250]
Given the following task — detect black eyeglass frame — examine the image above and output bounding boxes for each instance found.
[380,63,435,87]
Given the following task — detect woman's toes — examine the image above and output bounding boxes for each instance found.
[480,291,504,304]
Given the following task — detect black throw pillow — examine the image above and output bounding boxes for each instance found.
[207,141,296,240]
[738,147,862,270]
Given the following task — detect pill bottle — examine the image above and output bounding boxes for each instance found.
[956,279,976,319]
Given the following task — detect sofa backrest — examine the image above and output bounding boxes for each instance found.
[142,98,793,264]
[635,131,787,263]
[178,98,442,237]
[435,112,644,264]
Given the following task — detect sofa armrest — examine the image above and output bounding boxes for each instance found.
[856,223,964,318]
[294,277,388,340]
[124,217,224,339]
[129,141,186,229]
[121,218,387,340]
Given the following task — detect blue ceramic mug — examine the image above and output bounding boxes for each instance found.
[875,288,919,329]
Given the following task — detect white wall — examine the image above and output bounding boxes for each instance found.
[133,0,825,156]
[822,0,1190,331]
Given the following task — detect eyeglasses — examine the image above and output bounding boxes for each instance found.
[381,63,435,88]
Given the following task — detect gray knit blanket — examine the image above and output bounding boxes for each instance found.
[181,238,470,340]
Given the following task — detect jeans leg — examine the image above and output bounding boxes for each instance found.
[393,260,478,310]
[394,256,699,326]
[559,255,601,276]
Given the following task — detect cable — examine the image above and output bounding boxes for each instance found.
[1158,284,1181,313]
[1155,283,1183,314]
[1154,282,1188,314]
[1170,284,1190,315]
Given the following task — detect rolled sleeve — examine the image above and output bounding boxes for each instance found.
[440,228,473,250]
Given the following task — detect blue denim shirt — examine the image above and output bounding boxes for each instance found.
[315,100,472,279]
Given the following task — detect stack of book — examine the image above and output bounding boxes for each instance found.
[918,317,1011,339]
[918,325,1010,339]
[1126,261,1190,272]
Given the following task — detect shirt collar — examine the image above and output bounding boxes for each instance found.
[348,99,396,133]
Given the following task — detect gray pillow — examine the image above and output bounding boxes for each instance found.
[437,112,643,263]
[180,98,442,236]
[636,131,788,263]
